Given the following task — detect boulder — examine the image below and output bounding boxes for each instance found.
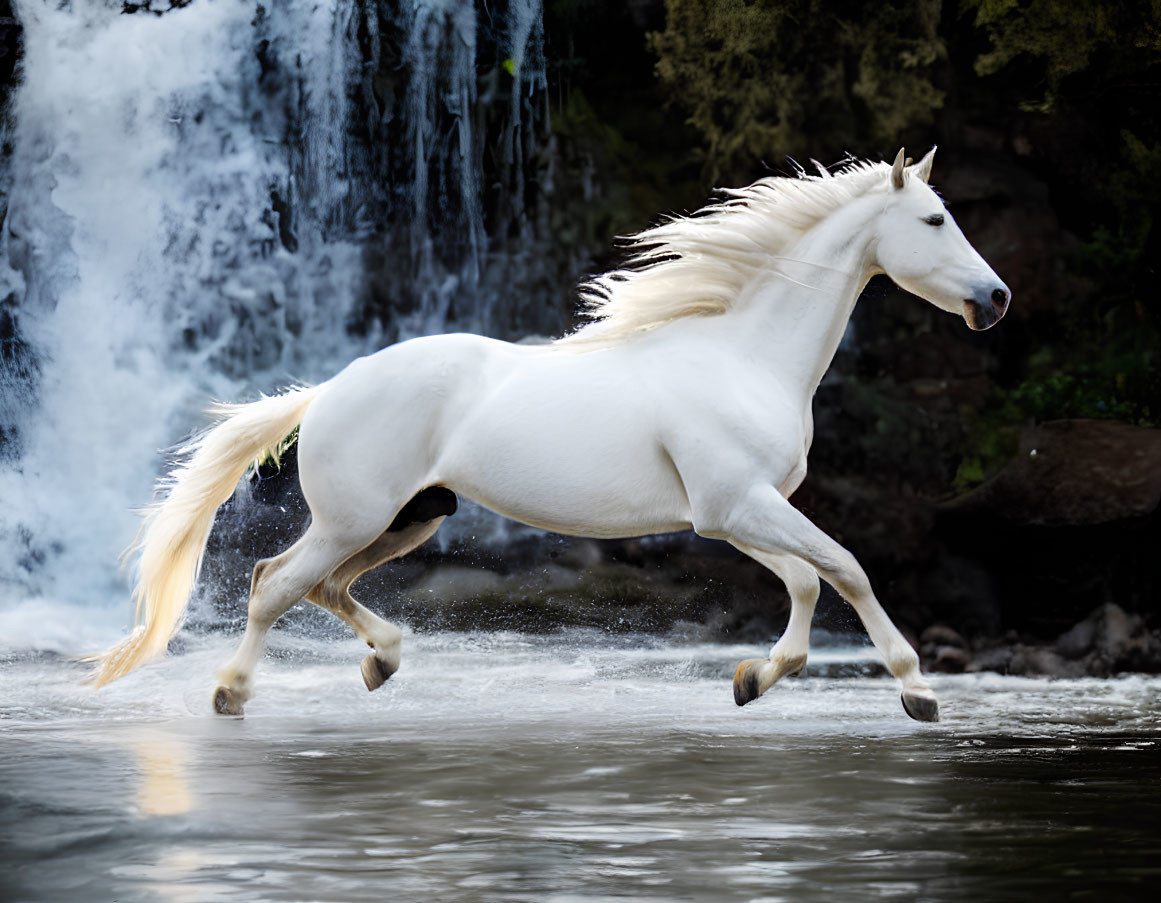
[967,604,1161,678]
[920,624,971,672]
[929,645,972,673]
[1056,602,1161,676]
[920,624,967,648]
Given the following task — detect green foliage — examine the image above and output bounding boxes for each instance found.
[1008,354,1155,425]
[954,422,1018,492]
[649,0,946,180]
[964,0,1161,107]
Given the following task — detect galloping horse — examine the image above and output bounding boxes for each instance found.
[93,149,1009,720]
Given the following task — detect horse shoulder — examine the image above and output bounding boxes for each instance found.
[656,397,805,531]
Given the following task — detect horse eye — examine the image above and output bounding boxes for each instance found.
[923,213,945,227]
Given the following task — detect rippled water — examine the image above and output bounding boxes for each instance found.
[2,630,1159,902]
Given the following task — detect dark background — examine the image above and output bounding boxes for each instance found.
[2,1,1158,671]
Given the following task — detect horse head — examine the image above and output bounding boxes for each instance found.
[873,147,1011,330]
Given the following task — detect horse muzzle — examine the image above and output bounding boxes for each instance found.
[963,284,1010,331]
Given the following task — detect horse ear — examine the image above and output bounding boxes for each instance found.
[891,148,907,190]
[910,146,936,184]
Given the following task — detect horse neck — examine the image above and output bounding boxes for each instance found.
[726,197,880,403]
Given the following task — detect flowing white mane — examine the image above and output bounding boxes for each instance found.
[560,158,893,346]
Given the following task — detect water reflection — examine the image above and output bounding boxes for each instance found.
[128,728,192,817]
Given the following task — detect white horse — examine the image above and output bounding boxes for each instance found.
[93,148,1009,720]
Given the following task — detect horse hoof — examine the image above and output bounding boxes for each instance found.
[213,686,245,716]
[733,659,765,706]
[361,653,397,692]
[901,690,940,723]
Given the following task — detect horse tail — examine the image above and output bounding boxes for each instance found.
[89,384,323,687]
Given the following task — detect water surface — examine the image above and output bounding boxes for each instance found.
[2,631,1158,901]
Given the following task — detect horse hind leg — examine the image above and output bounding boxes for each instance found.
[730,545,819,706]
[307,487,456,691]
[213,521,387,715]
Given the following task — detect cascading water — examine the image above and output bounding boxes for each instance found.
[0,0,564,649]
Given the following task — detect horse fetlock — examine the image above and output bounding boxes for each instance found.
[773,651,808,679]
[377,623,403,649]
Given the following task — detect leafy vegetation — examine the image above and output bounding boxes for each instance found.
[649,0,946,180]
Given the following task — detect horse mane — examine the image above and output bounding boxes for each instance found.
[558,158,892,346]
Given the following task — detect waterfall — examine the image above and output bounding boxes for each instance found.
[0,0,560,647]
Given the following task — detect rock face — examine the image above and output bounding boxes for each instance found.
[947,420,1161,526]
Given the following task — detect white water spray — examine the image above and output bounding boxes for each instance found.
[0,0,551,650]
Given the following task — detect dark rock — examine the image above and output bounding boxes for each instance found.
[920,624,971,672]
[920,624,967,648]
[1008,645,1084,678]
[964,603,1161,678]
[1052,602,1146,675]
[928,645,971,673]
[1055,616,1097,660]
[966,645,1013,674]
[1074,602,1161,676]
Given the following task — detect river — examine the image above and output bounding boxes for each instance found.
[2,630,1158,901]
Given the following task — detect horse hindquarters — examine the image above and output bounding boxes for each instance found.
[213,341,487,713]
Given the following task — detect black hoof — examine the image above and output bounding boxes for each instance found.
[733,660,762,706]
[361,653,397,692]
[901,691,940,723]
[213,686,245,716]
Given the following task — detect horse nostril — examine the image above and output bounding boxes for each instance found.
[991,287,1009,308]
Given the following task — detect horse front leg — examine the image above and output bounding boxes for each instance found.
[728,544,818,705]
[701,485,938,722]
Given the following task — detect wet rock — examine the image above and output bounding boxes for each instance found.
[394,558,710,634]
[1064,602,1161,676]
[964,604,1161,678]
[920,624,971,672]
[920,624,967,648]
[1055,616,1097,660]
[928,645,972,673]
[1056,602,1142,665]
[966,645,1012,674]
[1008,646,1084,678]
[406,565,507,603]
